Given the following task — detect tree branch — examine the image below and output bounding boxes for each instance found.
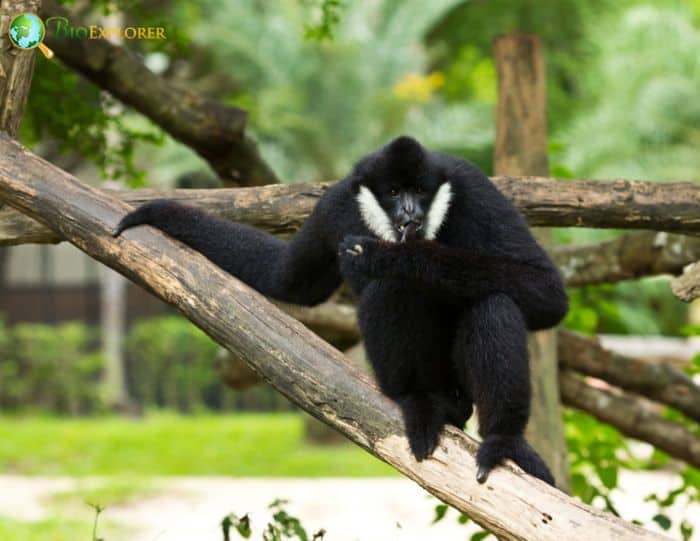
[2,176,700,246]
[552,232,700,287]
[38,0,278,186]
[559,371,700,469]
[558,331,700,423]
[672,262,700,302]
[0,134,669,541]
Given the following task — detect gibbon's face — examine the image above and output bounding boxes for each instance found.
[353,136,452,243]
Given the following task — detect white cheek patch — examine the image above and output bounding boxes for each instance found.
[356,185,398,242]
[424,182,452,240]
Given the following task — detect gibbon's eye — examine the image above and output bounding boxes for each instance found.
[415,186,424,194]
[389,187,399,197]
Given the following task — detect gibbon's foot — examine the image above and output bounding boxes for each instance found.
[397,395,448,462]
[475,434,556,486]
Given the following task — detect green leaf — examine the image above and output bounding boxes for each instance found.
[598,466,618,490]
[652,514,672,531]
[680,520,694,541]
[432,504,448,523]
[470,531,491,541]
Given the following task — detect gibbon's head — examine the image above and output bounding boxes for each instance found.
[351,136,452,243]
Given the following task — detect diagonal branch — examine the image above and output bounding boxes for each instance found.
[0,135,668,541]
[2,176,700,247]
[559,371,700,469]
[558,330,700,423]
[38,0,278,186]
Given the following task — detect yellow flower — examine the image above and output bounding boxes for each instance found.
[393,71,445,103]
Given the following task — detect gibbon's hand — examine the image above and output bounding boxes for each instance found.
[338,235,382,279]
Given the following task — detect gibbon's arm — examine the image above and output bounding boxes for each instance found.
[114,199,342,306]
[339,237,567,330]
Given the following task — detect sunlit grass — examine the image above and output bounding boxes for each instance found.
[47,477,155,509]
[0,515,121,541]
[0,412,395,477]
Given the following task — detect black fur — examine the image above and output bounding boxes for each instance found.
[114,136,567,486]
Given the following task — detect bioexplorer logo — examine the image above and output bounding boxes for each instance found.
[45,16,167,41]
[7,13,166,59]
[8,13,53,58]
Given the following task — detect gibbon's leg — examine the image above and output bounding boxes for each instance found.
[358,282,457,460]
[454,293,555,486]
[113,200,342,306]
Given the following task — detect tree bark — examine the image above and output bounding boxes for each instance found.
[558,330,700,423]
[0,133,670,541]
[559,371,700,469]
[0,0,40,285]
[672,261,700,303]
[552,231,700,287]
[494,33,569,491]
[4,176,700,247]
[38,0,278,187]
[0,0,39,135]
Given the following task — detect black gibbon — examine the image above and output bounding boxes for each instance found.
[114,136,568,486]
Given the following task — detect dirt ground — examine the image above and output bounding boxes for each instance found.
[0,473,697,540]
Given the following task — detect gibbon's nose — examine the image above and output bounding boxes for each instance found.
[400,192,416,214]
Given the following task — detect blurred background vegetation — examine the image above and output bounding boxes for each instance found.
[2,0,700,539]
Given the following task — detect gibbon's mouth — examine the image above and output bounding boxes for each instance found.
[397,221,423,242]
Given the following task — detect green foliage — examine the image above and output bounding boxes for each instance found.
[304,0,344,42]
[566,408,699,538]
[562,3,700,181]
[223,500,326,541]
[0,413,395,476]
[0,320,103,414]
[431,503,492,539]
[21,58,163,187]
[563,278,689,336]
[125,316,219,411]
[196,0,491,181]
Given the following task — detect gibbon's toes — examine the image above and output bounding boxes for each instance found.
[476,465,491,484]
[408,430,438,462]
[406,420,441,461]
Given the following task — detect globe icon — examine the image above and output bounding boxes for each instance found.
[8,13,53,58]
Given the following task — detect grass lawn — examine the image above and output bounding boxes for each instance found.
[0,517,103,541]
[0,412,396,477]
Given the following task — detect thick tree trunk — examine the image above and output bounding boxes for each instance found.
[0,133,669,541]
[494,33,569,491]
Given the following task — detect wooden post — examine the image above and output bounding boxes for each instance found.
[0,0,39,135]
[493,33,570,491]
[0,0,40,283]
